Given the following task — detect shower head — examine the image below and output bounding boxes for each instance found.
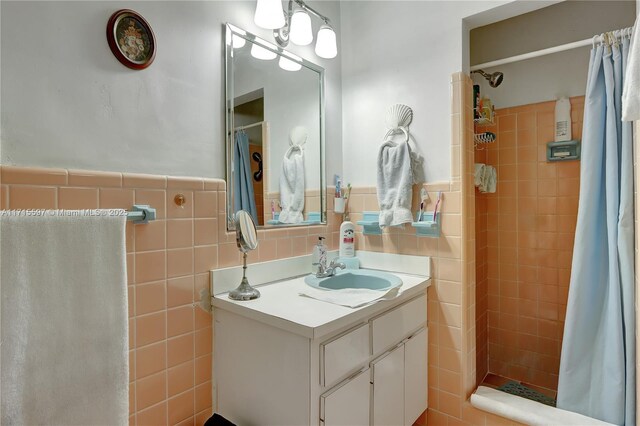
[472,69,504,88]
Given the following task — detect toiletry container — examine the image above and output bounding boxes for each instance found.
[338,222,360,269]
[339,222,355,257]
[555,97,572,142]
[311,237,327,274]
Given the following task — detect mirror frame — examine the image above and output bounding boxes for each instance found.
[224,23,326,231]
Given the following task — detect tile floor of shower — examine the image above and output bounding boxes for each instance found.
[479,373,557,405]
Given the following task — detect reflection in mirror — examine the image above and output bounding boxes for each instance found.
[229,210,261,301]
[225,23,325,231]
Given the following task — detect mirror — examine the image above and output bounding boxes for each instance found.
[235,210,258,252]
[229,210,261,301]
[225,23,325,230]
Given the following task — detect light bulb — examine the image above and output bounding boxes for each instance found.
[279,56,302,71]
[251,42,277,60]
[254,0,285,30]
[232,35,246,49]
[315,25,337,59]
[289,10,313,46]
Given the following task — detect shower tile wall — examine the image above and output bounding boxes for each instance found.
[475,96,584,391]
[474,145,489,387]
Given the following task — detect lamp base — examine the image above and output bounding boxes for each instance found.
[228,277,261,301]
[274,25,289,47]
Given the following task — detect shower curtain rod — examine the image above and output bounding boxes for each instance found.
[234,121,264,131]
[470,26,633,71]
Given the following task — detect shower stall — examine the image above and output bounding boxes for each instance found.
[469,2,637,423]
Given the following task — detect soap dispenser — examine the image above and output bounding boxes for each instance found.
[311,237,327,274]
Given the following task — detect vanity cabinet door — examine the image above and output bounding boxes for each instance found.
[404,328,428,426]
[371,294,426,356]
[371,344,405,426]
[320,368,370,426]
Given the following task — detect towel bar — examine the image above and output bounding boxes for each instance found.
[127,205,156,224]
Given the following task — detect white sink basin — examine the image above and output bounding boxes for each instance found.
[304,269,402,291]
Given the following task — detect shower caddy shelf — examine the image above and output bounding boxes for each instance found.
[474,132,497,150]
[474,116,494,126]
[473,101,497,150]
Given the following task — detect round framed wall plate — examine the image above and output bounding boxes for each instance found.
[106,9,156,70]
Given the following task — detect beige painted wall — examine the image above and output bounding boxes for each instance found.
[470,0,636,108]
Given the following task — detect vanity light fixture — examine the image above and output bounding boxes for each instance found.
[254,0,286,30]
[315,24,337,59]
[289,10,313,45]
[278,55,302,71]
[250,39,278,60]
[232,35,246,49]
[255,0,338,59]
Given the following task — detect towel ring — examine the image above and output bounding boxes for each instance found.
[384,127,410,143]
[289,125,308,147]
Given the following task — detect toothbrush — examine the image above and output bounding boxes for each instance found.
[418,188,429,221]
[344,183,351,200]
[334,175,341,198]
[433,192,442,222]
[343,183,352,213]
[271,200,275,220]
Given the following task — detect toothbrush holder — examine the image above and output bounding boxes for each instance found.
[334,197,346,214]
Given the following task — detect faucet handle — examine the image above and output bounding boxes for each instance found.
[312,262,326,272]
[329,259,346,270]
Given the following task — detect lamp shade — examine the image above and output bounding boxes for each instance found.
[251,43,277,60]
[289,10,313,45]
[315,25,337,58]
[279,56,302,71]
[254,0,285,30]
[232,35,246,49]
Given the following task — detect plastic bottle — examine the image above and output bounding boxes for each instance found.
[555,97,572,142]
[339,222,355,258]
[311,237,327,274]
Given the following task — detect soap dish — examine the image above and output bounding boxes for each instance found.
[411,212,441,238]
[356,211,381,235]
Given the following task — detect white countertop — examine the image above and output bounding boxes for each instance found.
[212,271,431,340]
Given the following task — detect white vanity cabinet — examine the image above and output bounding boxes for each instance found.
[214,289,429,426]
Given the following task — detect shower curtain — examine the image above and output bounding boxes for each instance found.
[557,36,635,425]
[233,130,258,222]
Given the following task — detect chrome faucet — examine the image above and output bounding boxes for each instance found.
[313,259,346,278]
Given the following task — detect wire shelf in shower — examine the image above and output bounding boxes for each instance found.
[474,132,496,150]
[474,116,494,126]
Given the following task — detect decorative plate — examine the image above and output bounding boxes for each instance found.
[106,9,156,70]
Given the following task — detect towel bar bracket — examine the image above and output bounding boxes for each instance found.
[127,205,157,224]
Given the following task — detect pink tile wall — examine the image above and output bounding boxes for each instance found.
[475,97,584,391]
[0,72,522,426]
[475,144,489,386]
[0,166,340,426]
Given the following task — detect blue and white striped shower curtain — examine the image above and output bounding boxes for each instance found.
[557,36,635,425]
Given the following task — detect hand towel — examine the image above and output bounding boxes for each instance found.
[279,145,304,223]
[622,19,639,121]
[474,163,486,187]
[377,139,416,227]
[299,287,399,308]
[1,211,128,425]
[484,165,497,193]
